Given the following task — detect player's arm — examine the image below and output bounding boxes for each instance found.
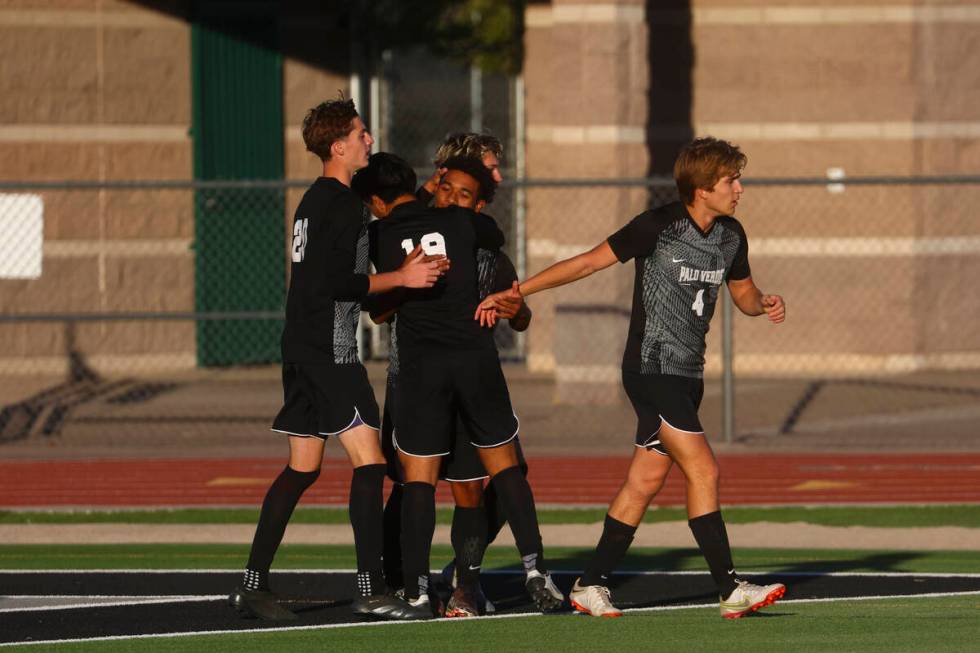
[727,276,785,323]
[475,242,617,327]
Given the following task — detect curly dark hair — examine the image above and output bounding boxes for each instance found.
[301,97,359,161]
[440,155,497,204]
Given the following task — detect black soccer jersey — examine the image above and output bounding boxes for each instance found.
[371,201,504,354]
[607,201,750,378]
[385,247,517,381]
[280,177,371,365]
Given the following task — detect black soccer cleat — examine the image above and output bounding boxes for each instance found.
[374,593,436,621]
[352,592,422,618]
[228,586,298,621]
[525,570,565,613]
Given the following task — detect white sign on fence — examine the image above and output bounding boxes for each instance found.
[0,194,43,279]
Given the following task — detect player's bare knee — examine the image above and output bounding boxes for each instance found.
[624,470,663,500]
[451,480,484,507]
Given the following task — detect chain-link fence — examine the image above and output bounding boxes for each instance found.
[1,177,979,454]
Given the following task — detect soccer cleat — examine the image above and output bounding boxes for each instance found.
[445,582,494,618]
[377,593,436,621]
[525,569,565,613]
[352,592,417,618]
[719,579,786,619]
[569,578,623,617]
[228,586,298,621]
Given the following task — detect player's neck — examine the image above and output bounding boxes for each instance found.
[388,195,415,212]
[685,201,720,233]
[322,158,354,187]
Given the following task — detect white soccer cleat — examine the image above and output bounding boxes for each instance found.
[719,579,786,619]
[569,578,623,617]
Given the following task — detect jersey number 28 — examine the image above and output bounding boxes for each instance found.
[401,232,446,256]
[291,218,309,262]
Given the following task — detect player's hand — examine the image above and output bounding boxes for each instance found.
[421,167,447,196]
[474,283,523,327]
[399,244,447,288]
[422,252,451,274]
[493,281,525,320]
[762,294,785,323]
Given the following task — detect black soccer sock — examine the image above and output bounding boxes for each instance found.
[451,506,489,586]
[349,463,387,596]
[490,465,547,574]
[580,514,637,587]
[244,466,320,590]
[689,510,739,598]
[482,476,507,546]
[382,483,404,589]
[483,461,529,546]
[400,481,436,600]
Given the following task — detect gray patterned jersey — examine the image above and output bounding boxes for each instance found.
[608,201,750,378]
[333,213,371,364]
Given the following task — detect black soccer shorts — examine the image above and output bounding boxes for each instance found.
[381,375,404,483]
[394,348,518,458]
[622,370,704,456]
[271,362,380,439]
[441,428,528,482]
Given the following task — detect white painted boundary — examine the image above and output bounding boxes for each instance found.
[3,568,979,578]
[0,595,221,614]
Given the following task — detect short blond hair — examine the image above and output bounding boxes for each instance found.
[433,133,503,167]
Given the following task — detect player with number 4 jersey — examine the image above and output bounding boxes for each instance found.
[476,137,786,620]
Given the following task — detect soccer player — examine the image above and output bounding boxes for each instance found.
[358,152,563,620]
[229,99,447,621]
[372,155,531,618]
[476,137,787,619]
[415,132,504,205]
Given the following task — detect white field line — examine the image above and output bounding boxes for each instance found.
[1,589,978,648]
[0,595,222,613]
[2,569,979,578]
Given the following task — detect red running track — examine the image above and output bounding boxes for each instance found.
[1,454,978,508]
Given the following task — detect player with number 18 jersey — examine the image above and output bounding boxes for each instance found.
[371,201,512,457]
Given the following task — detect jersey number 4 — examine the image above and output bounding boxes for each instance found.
[291,218,309,262]
[692,288,705,316]
[401,232,447,256]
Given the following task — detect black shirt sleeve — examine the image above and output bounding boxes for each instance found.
[606,210,665,262]
[470,210,505,250]
[726,219,752,281]
[492,251,518,293]
[323,194,370,300]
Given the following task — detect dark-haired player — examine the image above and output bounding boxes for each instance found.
[374,155,531,617]
[229,99,446,621]
[356,152,563,620]
[416,132,504,205]
[477,137,787,619]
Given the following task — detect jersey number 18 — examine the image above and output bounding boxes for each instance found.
[401,232,447,256]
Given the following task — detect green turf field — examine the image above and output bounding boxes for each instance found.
[1,544,977,574]
[2,594,978,653]
[3,504,979,528]
[2,504,978,652]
